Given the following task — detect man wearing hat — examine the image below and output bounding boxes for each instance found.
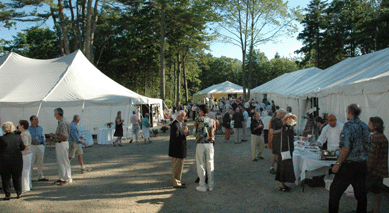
[312,114,344,150]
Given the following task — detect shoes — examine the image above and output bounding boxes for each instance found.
[118,144,123,147]
[258,156,264,160]
[4,197,10,200]
[38,178,49,181]
[252,159,258,161]
[60,181,69,186]
[81,168,92,174]
[129,139,133,143]
[208,187,214,192]
[196,186,207,192]
[269,168,276,174]
[54,180,62,185]
[16,195,22,199]
[173,185,187,188]
[279,186,291,192]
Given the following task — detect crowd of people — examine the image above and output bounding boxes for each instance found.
[167,96,388,213]
[0,108,91,200]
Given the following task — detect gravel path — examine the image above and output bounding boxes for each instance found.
[2,121,388,213]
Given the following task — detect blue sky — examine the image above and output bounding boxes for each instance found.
[0,0,311,60]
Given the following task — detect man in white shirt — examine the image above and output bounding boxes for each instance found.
[241,106,249,142]
[312,114,344,150]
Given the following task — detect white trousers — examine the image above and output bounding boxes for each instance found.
[55,142,72,182]
[22,153,32,193]
[31,144,45,179]
[143,127,150,139]
[196,143,214,189]
[132,125,140,141]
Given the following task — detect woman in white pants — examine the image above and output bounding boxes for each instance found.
[142,113,152,144]
[19,120,32,194]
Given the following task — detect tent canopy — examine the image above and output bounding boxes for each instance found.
[0,50,162,134]
[193,81,243,102]
[0,50,160,106]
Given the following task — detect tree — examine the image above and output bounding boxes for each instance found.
[2,0,102,62]
[217,0,301,101]
[296,0,328,68]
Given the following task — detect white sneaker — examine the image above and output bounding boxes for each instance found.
[196,186,207,192]
[208,187,214,191]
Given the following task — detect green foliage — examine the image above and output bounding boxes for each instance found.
[2,27,59,59]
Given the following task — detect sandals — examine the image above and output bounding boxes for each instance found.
[279,185,291,192]
[4,197,10,200]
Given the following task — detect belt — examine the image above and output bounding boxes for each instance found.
[56,140,67,143]
[197,141,214,144]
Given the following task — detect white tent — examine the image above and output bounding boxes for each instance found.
[193,81,243,102]
[0,50,163,136]
[251,67,323,131]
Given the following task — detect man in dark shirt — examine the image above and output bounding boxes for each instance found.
[269,109,286,174]
[251,113,264,161]
[232,108,244,144]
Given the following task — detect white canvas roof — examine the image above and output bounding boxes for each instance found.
[0,50,162,135]
[194,81,243,96]
[250,67,323,97]
[0,50,160,106]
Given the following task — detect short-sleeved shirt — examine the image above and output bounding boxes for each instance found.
[28,125,46,145]
[339,117,372,162]
[367,132,389,178]
[194,116,216,143]
[69,121,80,142]
[21,130,32,155]
[55,117,69,140]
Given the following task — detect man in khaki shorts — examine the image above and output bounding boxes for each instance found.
[69,115,91,174]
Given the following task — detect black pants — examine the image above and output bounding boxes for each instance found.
[192,111,196,120]
[328,161,367,213]
[187,110,190,119]
[1,162,23,198]
[264,130,269,144]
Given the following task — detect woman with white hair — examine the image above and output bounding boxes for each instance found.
[0,122,25,200]
[19,120,32,194]
[142,113,152,144]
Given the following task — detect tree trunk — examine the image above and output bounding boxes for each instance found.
[68,0,79,51]
[160,3,166,101]
[51,7,64,56]
[176,53,181,107]
[58,0,70,55]
[84,0,93,61]
[183,61,189,103]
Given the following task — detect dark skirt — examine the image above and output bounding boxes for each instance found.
[275,155,296,183]
[114,124,123,137]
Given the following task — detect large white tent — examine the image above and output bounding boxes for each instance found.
[0,50,163,136]
[193,81,243,102]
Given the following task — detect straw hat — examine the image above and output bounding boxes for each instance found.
[283,113,297,123]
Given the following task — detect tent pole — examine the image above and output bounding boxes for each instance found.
[80,100,86,126]
[36,101,43,117]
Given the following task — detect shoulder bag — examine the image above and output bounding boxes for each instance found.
[280,128,291,160]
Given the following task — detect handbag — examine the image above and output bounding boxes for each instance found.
[280,128,291,160]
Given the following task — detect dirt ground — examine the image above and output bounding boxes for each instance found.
[2,120,389,213]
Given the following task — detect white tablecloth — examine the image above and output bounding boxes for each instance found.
[293,150,336,185]
[97,128,115,145]
[80,130,93,147]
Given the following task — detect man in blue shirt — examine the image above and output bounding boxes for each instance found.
[69,115,91,174]
[329,104,372,213]
[29,115,49,181]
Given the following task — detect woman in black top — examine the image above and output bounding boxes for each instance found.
[0,122,25,200]
[275,113,296,192]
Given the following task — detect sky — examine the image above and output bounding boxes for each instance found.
[0,0,312,60]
